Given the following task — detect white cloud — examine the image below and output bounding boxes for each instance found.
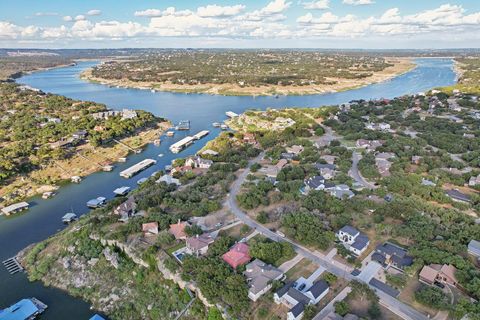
[343,0,374,5]
[263,0,291,14]
[297,12,338,24]
[87,9,102,16]
[134,9,163,17]
[75,15,86,21]
[63,16,73,22]
[197,4,245,17]
[303,0,329,10]
[34,12,58,17]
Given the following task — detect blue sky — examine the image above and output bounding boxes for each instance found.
[1,0,480,48]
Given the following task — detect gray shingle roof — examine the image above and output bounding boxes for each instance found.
[307,280,329,298]
[351,233,369,251]
[289,302,305,317]
[339,225,359,237]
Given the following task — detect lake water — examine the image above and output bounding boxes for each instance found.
[0,58,456,319]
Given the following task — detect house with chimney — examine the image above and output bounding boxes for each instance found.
[186,233,214,256]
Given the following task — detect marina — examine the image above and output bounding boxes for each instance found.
[119,159,157,178]
[2,257,24,275]
[0,298,47,319]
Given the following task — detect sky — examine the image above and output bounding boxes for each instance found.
[1,0,480,49]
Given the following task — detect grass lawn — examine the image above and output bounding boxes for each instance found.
[285,258,318,280]
[166,242,186,255]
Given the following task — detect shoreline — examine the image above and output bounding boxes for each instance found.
[79,58,416,97]
[0,121,169,207]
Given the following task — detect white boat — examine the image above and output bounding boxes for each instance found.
[154,139,161,145]
[166,131,175,137]
[42,191,55,199]
[221,124,228,130]
[62,212,78,223]
[158,153,164,157]
[212,122,221,127]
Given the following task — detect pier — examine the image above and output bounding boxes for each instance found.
[193,130,209,140]
[120,159,157,178]
[2,257,24,274]
[225,111,238,118]
[169,136,195,153]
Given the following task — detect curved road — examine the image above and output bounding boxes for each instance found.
[349,151,378,190]
[226,153,427,320]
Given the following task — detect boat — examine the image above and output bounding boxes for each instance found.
[158,153,164,157]
[42,191,55,199]
[113,186,131,196]
[212,122,221,127]
[86,197,106,208]
[137,177,148,185]
[220,124,228,130]
[151,89,156,93]
[71,176,82,183]
[0,298,47,319]
[193,130,209,140]
[102,165,114,172]
[225,111,238,118]
[153,139,161,145]
[166,131,175,137]
[62,212,78,223]
[118,157,127,162]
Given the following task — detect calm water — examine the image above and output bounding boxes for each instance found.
[0,58,455,319]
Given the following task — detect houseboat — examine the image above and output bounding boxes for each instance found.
[86,197,106,208]
[42,191,56,199]
[212,122,221,128]
[175,120,190,131]
[0,298,47,319]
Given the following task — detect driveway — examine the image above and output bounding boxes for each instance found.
[357,261,382,283]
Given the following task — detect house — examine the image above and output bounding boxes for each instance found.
[169,220,190,240]
[315,163,336,179]
[303,176,327,193]
[281,152,296,160]
[419,264,458,287]
[185,156,213,169]
[468,240,480,258]
[286,145,304,155]
[222,242,251,269]
[244,259,284,301]
[446,189,471,203]
[186,233,214,256]
[72,130,88,140]
[372,242,413,271]
[276,159,288,169]
[201,149,219,156]
[320,155,336,165]
[142,222,159,236]
[356,139,384,151]
[113,197,137,222]
[336,225,370,256]
[421,178,436,187]
[156,174,181,186]
[243,133,257,145]
[275,280,330,320]
[375,154,393,177]
[121,109,137,120]
[328,185,354,199]
[469,175,480,187]
[171,165,193,175]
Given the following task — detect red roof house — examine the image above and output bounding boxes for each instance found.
[222,242,251,269]
[169,220,189,240]
[142,222,159,236]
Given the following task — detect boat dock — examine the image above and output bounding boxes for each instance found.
[176,120,190,131]
[113,186,130,196]
[225,111,238,118]
[1,202,29,216]
[62,213,78,223]
[2,257,24,274]
[86,197,106,208]
[0,297,47,319]
[120,159,156,178]
[193,130,209,140]
[169,136,195,153]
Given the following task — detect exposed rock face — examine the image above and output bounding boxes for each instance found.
[103,247,119,269]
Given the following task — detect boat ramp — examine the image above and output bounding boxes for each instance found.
[2,257,24,275]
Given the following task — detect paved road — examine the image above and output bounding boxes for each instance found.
[349,151,378,190]
[226,153,428,320]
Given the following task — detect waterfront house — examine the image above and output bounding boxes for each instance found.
[156,174,181,186]
[244,259,284,301]
[336,225,370,256]
[186,233,214,256]
[185,156,213,169]
[222,242,251,269]
[372,242,413,271]
[113,197,137,222]
[142,222,159,236]
[419,264,458,287]
[169,220,190,240]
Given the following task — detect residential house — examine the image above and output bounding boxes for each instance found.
[171,165,193,175]
[186,233,214,256]
[121,109,137,120]
[244,259,284,301]
[222,242,251,269]
[320,155,336,165]
[185,156,213,169]
[303,176,328,193]
[372,242,413,271]
[72,130,88,140]
[446,189,471,203]
[328,184,354,199]
[336,225,370,256]
[421,178,436,187]
[169,220,190,240]
[411,156,422,165]
[142,222,159,236]
[469,175,480,187]
[315,163,336,180]
[243,133,257,145]
[275,280,330,320]
[156,174,181,186]
[468,240,480,258]
[286,145,304,155]
[419,264,458,287]
[355,139,384,151]
[281,152,296,160]
[113,197,137,222]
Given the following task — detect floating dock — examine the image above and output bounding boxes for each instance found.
[62,213,78,223]
[169,136,195,153]
[87,197,106,208]
[193,130,209,140]
[1,202,29,216]
[120,159,157,178]
[2,257,24,274]
[225,111,238,118]
[113,186,131,196]
[176,120,190,131]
